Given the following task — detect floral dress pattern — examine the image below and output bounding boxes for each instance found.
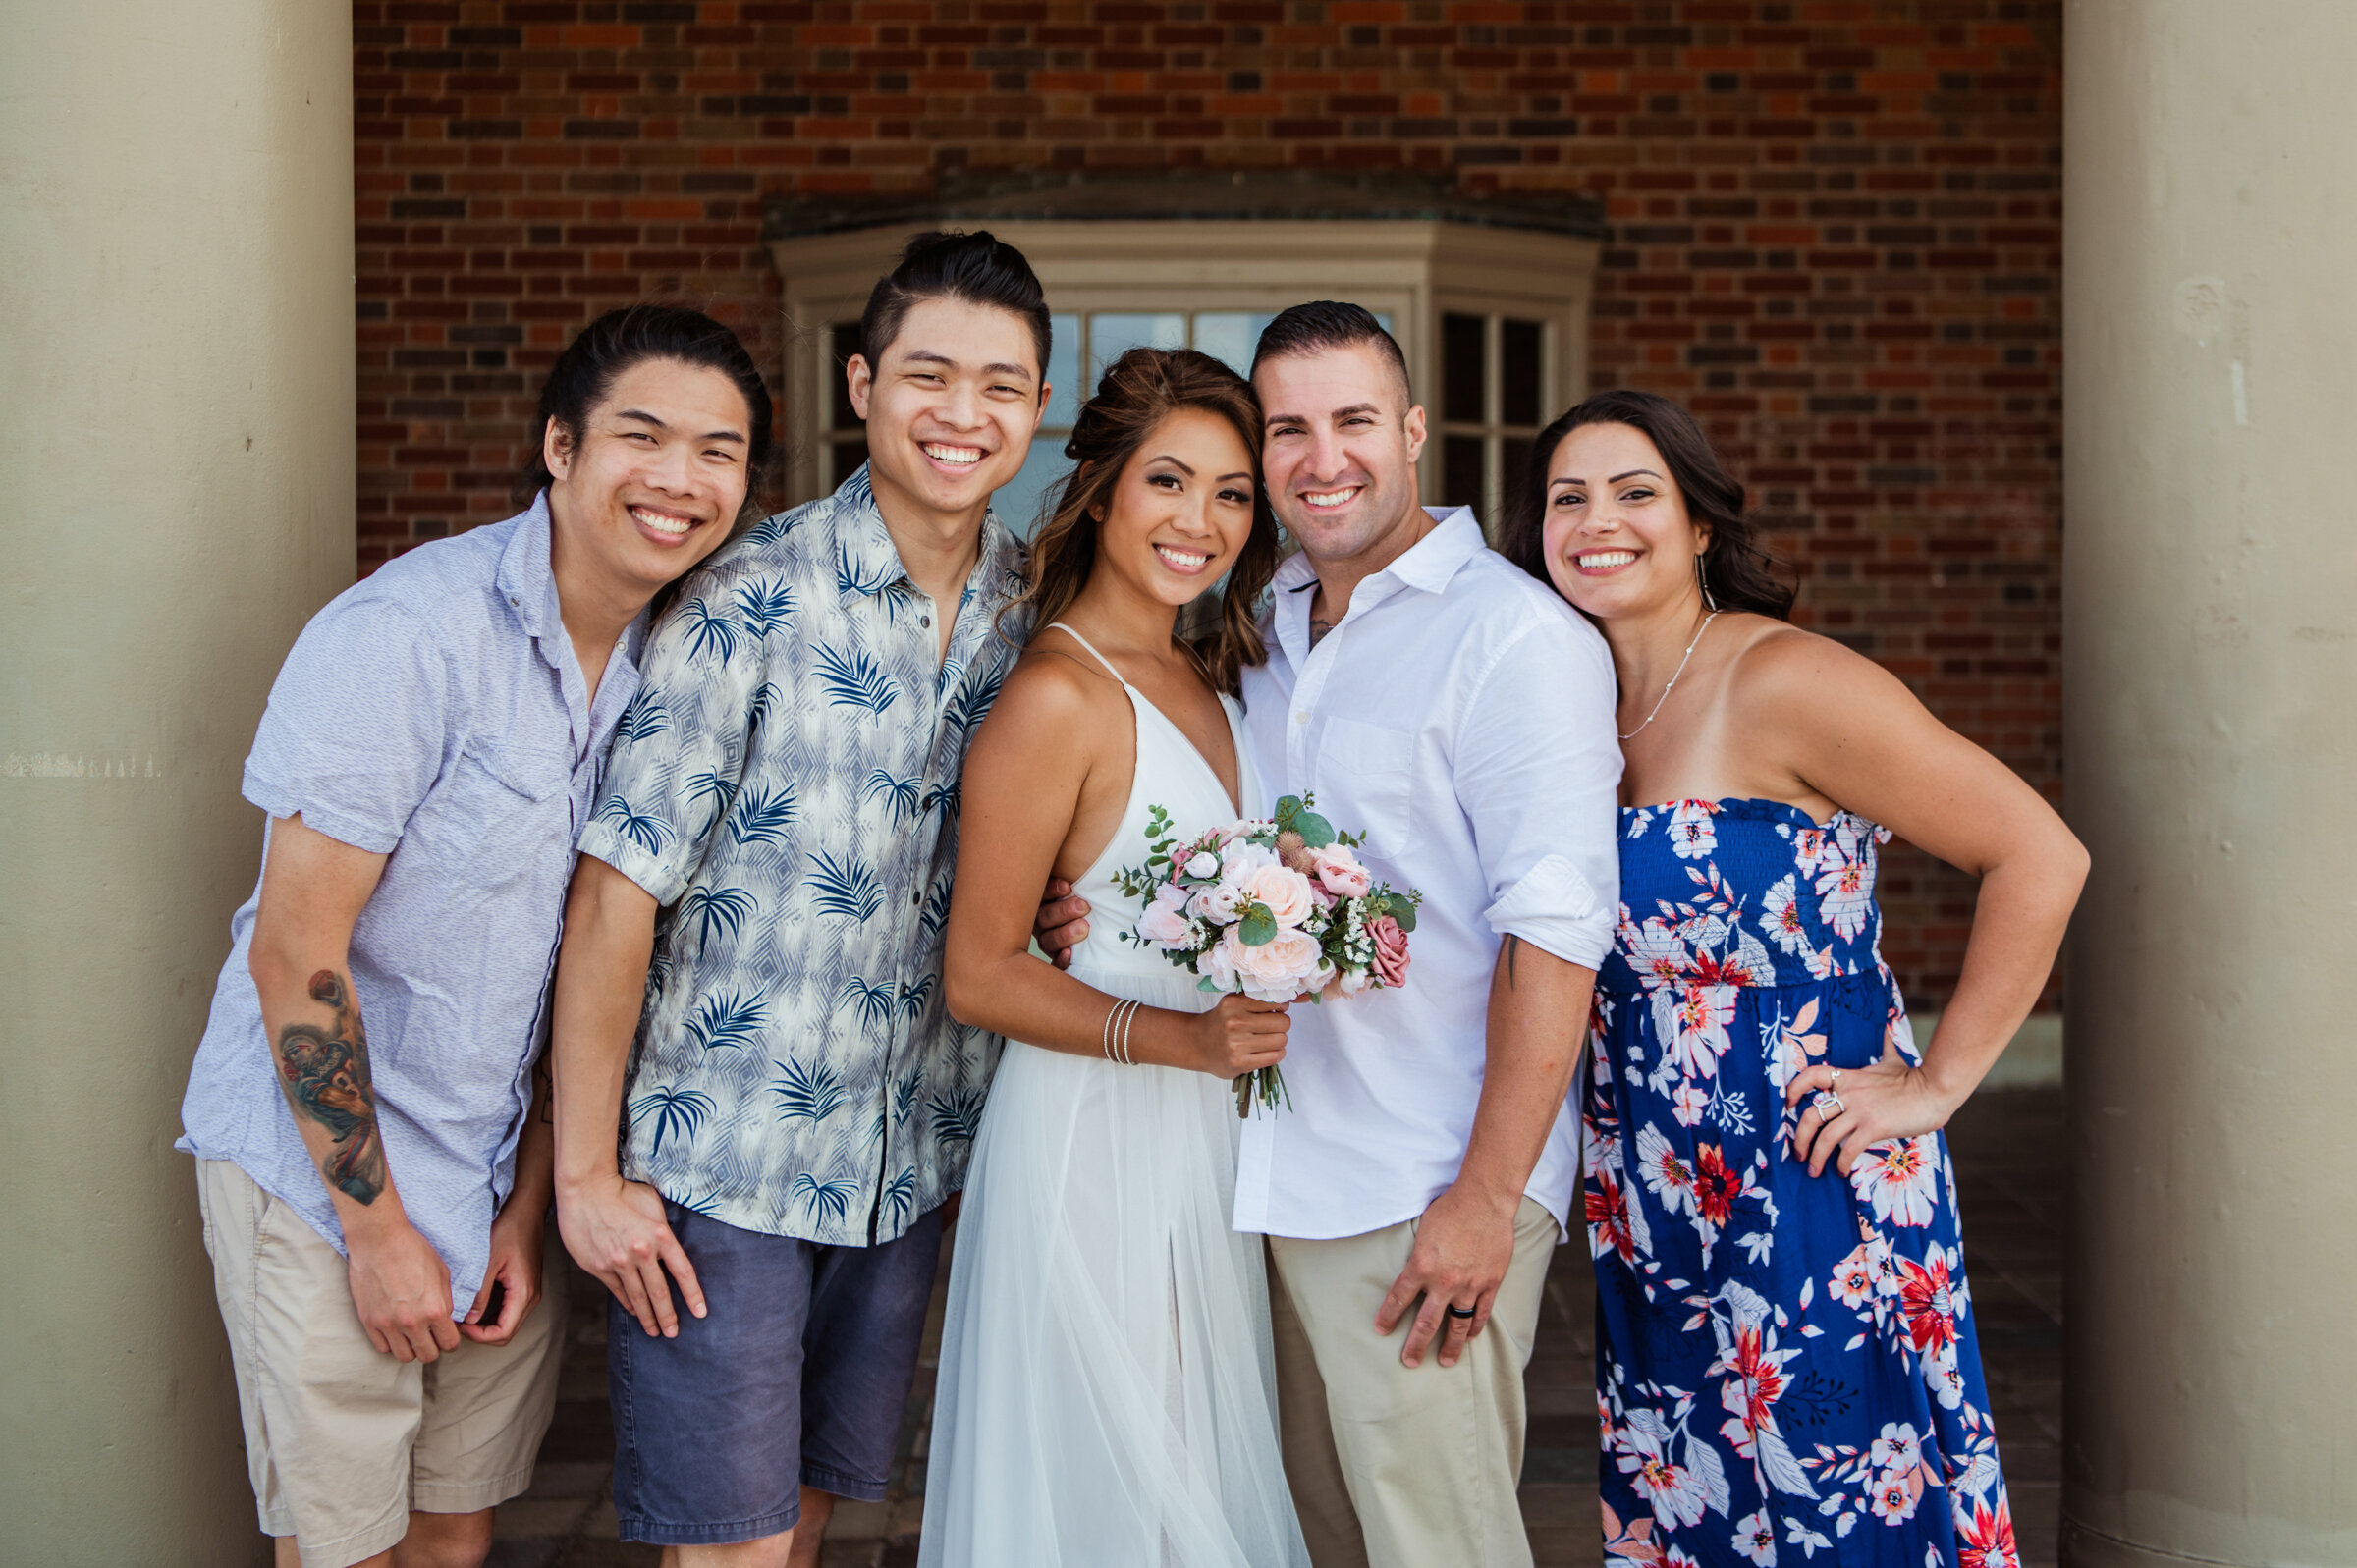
[1585,799,2017,1568]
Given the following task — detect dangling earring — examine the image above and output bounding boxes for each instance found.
[1696,549,1720,613]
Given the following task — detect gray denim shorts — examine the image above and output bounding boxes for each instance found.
[608,1201,945,1546]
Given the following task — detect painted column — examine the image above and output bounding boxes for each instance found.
[0,1,353,1558]
[2062,2,2357,1564]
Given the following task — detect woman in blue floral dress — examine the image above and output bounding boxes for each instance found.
[1504,391,2088,1568]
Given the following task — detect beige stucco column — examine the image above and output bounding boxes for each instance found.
[0,1,353,1558]
[2062,2,2357,1563]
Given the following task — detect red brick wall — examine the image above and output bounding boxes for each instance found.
[355,0,2061,1008]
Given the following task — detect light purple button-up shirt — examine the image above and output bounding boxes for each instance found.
[179,496,642,1316]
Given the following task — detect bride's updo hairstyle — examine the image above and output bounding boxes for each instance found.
[1503,388,1795,621]
[1006,347,1284,696]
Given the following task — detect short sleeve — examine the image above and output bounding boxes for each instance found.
[1456,604,1623,970]
[576,580,763,906]
[242,596,451,854]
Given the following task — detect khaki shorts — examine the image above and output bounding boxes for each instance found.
[196,1159,566,1568]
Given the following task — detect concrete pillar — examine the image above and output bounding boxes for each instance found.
[0,1,353,1558]
[2062,3,2357,1564]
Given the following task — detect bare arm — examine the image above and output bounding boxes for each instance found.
[946,654,1289,1078]
[1745,634,2089,1173]
[1378,937,1594,1368]
[247,813,461,1364]
[548,854,707,1337]
[462,1052,555,1345]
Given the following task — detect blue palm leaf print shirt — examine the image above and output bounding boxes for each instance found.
[581,466,1028,1246]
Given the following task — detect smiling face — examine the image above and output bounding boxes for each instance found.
[543,355,754,602]
[850,295,1046,526]
[1538,420,1712,623]
[1253,341,1428,569]
[1089,406,1262,610]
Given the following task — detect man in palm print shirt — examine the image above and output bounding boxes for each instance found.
[549,232,1049,1566]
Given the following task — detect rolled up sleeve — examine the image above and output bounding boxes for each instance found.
[576,578,763,906]
[243,597,449,854]
[1456,610,1622,970]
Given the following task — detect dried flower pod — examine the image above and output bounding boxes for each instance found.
[1275,829,1312,871]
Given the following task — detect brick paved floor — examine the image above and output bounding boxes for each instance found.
[492,1088,2062,1568]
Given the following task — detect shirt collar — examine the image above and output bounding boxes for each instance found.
[494,492,562,642]
[1384,506,1486,594]
[832,462,1025,613]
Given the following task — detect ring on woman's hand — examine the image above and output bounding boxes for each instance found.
[1812,1089,1845,1117]
[1830,1067,1843,1091]
[1446,1304,1477,1320]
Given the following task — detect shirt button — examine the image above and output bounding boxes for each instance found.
[921,615,933,628]
[912,891,923,907]
[1293,712,1309,727]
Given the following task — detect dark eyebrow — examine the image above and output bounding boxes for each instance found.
[903,349,1034,383]
[1146,453,1196,476]
[1215,472,1251,482]
[613,408,745,444]
[1330,403,1382,420]
[1550,466,1664,489]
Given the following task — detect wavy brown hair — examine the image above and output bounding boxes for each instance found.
[1003,347,1283,695]
[1502,388,1795,620]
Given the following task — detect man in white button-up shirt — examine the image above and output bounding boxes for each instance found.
[1043,304,1620,1568]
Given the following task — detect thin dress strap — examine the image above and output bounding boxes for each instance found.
[1044,622,1128,686]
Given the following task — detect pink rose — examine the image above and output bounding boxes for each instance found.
[1195,941,1239,993]
[1222,925,1326,1002]
[1241,864,1317,929]
[1135,882,1194,946]
[1307,844,1373,898]
[1367,915,1410,989]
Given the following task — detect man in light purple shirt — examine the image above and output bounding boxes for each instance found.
[177,306,766,1568]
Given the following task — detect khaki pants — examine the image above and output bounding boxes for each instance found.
[1267,1197,1559,1568]
[197,1159,566,1568]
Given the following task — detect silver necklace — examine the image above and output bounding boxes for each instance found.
[1618,611,1720,741]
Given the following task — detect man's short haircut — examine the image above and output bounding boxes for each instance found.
[858,229,1053,384]
[1249,301,1415,406]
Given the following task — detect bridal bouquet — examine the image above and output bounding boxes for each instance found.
[1115,793,1421,1116]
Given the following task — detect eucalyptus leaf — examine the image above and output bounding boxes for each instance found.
[1275,794,1304,824]
[1388,900,1417,934]
[1294,810,1336,848]
[1238,905,1277,946]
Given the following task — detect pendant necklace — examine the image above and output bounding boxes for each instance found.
[1618,611,1720,741]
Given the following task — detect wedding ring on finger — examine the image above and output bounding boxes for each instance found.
[1445,1304,1478,1322]
[1811,1089,1845,1118]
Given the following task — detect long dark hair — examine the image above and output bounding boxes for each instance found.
[517,303,774,515]
[1004,348,1283,696]
[1503,389,1794,620]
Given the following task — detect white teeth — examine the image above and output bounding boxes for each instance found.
[1155,545,1210,569]
[1304,488,1358,507]
[923,443,983,465]
[632,507,692,536]
[1578,550,1637,568]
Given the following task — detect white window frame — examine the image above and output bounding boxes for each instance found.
[766,219,1600,533]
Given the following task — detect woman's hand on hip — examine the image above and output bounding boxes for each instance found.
[1784,1039,1962,1178]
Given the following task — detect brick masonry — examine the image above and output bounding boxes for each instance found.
[355,0,2062,1009]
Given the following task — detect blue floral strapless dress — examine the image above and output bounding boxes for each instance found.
[1585,800,2017,1568]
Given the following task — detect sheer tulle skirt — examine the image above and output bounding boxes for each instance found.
[919,955,1309,1568]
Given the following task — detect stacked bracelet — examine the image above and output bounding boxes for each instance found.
[1101,998,1144,1065]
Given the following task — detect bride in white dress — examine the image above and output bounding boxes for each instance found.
[925,348,1311,1567]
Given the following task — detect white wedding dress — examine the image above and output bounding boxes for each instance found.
[919,626,1310,1568]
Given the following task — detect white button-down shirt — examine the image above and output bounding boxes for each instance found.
[1233,508,1622,1240]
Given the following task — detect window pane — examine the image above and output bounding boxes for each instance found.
[1088,312,1186,383]
[1442,435,1486,514]
[1442,313,1486,425]
[1044,312,1081,430]
[992,442,1073,540]
[830,434,868,488]
[829,322,861,431]
[1501,319,1543,428]
[1500,436,1535,524]
[1192,312,1276,375]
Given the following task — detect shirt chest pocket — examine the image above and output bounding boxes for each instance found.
[414,737,575,866]
[1316,717,1416,852]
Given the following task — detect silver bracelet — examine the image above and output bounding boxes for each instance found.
[1100,998,1124,1062]
[1120,999,1144,1066]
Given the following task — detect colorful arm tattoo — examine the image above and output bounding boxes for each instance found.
[274,970,386,1205]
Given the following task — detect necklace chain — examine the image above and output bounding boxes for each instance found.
[1618,611,1720,741]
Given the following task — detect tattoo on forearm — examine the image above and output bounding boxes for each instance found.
[274,971,386,1205]
[1503,934,1521,990]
